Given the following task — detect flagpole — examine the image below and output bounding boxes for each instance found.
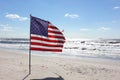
[29,14,32,74]
[22,14,32,80]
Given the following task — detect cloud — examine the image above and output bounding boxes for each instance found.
[5,13,28,21]
[80,28,90,31]
[113,6,120,9]
[64,13,79,19]
[0,24,28,38]
[98,27,111,31]
[0,24,14,32]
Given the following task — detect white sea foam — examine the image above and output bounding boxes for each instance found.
[0,38,120,60]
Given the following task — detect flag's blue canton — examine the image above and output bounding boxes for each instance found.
[31,16,48,37]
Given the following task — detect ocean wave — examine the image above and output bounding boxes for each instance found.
[0,38,120,60]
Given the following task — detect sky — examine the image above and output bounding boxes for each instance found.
[0,0,120,39]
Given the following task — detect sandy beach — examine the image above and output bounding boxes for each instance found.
[0,49,120,80]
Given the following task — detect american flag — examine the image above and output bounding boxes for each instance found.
[30,16,65,52]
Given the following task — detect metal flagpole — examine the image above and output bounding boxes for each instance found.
[29,14,32,75]
[22,14,32,80]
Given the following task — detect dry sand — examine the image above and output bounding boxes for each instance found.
[0,49,120,80]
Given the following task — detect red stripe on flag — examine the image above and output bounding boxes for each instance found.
[48,25,58,29]
[48,35,65,39]
[48,30,62,34]
[30,47,62,52]
[31,42,63,47]
[31,36,65,43]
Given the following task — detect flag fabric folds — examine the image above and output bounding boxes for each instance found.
[30,16,65,52]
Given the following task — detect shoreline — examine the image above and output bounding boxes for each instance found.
[1,47,120,62]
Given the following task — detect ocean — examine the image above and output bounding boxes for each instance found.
[0,38,120,60]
